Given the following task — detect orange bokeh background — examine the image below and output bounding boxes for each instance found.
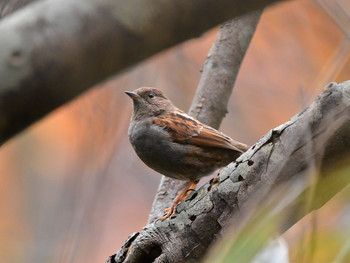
[0,0,349,262]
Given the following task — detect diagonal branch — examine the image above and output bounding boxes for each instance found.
[109,81,350,263]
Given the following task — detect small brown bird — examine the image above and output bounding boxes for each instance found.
[126,87,249,221]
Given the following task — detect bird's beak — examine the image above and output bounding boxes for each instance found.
[125,91,138,100]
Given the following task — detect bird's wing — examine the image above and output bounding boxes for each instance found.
[153,111,248,152]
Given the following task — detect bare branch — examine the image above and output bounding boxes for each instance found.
[189,11,263,128]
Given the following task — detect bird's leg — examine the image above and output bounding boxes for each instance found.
[183,180,199,199]
[159,180,198,221]
[159,181,192,221]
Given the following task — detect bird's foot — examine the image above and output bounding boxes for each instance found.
[156,205,175,222]
[156,180,199,222]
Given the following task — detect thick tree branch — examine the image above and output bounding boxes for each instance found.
[0,0,283,145]
[147,10,262,224]
[109,81,350,263]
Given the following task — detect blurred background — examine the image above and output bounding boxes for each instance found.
[0,0,349,262]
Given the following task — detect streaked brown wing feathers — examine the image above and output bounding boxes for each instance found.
[189,125,240,150]
[153,111,245,152]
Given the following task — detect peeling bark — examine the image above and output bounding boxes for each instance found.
[109,81,350,263]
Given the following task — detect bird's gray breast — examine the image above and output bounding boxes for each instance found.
[128,120,188,179]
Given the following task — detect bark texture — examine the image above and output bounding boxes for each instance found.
[147,10,262,224]
[109,81,350,263]
[0,0,283,145]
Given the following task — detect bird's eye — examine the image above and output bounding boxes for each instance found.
[148,92,155,98]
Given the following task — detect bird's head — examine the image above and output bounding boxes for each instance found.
[125,87,176,121]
